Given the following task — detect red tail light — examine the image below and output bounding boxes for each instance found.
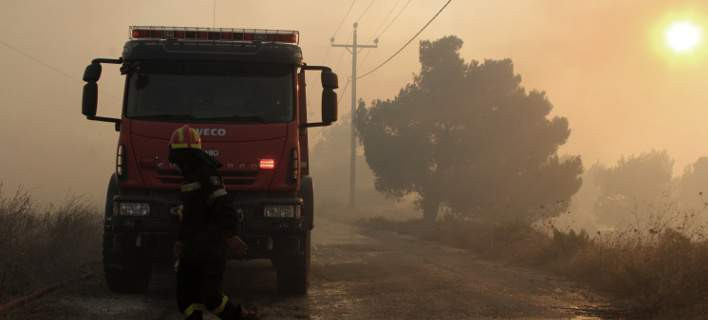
[259,159,275,170]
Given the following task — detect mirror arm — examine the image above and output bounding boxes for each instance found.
[301,122,332,128]
[87,116,121,131]
[92,58,122,65]
[300,65,332,72]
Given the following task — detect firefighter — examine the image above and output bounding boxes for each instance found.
[168,125,257,320]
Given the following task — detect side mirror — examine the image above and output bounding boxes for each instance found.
[301,66,339,128]
[322,89,338,123]
[83,63,102,82]
[82,82,98,117]
[321,70,339,89]
[80,58,122,129]
[82,62,100,117]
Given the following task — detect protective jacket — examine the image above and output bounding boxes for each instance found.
[178,160,240,261]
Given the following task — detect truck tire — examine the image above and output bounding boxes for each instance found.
[102,175,152,293]
[276,231,311,295]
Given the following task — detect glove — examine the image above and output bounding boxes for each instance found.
[225,235,248,258]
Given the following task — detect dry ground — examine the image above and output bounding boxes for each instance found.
[2,218,606,320]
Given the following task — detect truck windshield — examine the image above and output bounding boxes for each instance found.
[125,62,294,123]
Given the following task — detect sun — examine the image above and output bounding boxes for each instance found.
[665,20,702,53]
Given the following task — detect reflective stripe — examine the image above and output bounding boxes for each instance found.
[177,127,184,142]
[181,182,202,192]
[171,143,189,149]
[183,303,205,317]
[212,295,229,315]
[191,129,200,144]
[207,188,228,205]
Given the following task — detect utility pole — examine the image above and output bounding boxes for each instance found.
[331,22,378,209]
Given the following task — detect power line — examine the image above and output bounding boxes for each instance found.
[356,0,377,23]
[338,78,351,105]
[358,0,453,80]
[0,38,122,103]
[332,0,358,41]
[372,0,402,38]
[326,0,359,63]
[376,0,413,40]
[0,39,77,82]
[334,41,348,70]
[360,0,409,67]
[359,49,373,66]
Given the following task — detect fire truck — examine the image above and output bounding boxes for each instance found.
[80,26,338,295]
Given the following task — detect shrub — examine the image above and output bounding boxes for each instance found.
[0,186,101,302]
[360,213,708,316]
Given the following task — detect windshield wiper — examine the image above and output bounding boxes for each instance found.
[198,115,268,123]
[131,114,197,120]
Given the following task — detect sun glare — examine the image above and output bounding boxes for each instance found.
[665,21,702,53]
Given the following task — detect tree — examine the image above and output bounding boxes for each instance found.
[677,157,708,212]
[592,150,674,226]
[355,36,582,223]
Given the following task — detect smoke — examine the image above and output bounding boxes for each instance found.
[1,0,708,211]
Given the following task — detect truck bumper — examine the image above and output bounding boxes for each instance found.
[108,193,307,261]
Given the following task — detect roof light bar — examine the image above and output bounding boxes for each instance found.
[129,26,299,44]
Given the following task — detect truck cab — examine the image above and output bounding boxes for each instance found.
[81,26,338,294]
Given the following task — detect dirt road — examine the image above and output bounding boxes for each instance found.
[7,218,604,319]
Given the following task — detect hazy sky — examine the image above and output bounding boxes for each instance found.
[1,0,707,204]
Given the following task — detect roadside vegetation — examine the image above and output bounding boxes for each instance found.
[360,209,708,317]
[0,186,101,303]
[341,35,708,317]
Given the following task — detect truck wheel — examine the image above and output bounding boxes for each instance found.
[276,231,311,295]
[103,232,152,293]
[101,175,152,293]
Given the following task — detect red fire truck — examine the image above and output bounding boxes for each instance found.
[81,26,338,295]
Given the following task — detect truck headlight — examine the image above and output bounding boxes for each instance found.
[263,205,300,218]
[115,202,150,216]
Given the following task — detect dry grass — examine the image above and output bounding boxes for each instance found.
[0,186,101,302]
[360,212,708,317]
[548,228,708,315]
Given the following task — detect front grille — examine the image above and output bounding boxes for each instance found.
[157,169,259,186]
[158,177,183,185]
[222,171,258,178]
[223,178,256,185]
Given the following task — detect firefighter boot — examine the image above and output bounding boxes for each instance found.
[217,303,258,320]
[185,310,203,320]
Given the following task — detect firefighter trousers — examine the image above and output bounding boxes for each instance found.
[176,259,242,319]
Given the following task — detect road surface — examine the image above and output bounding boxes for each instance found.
[6,218,605,319]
